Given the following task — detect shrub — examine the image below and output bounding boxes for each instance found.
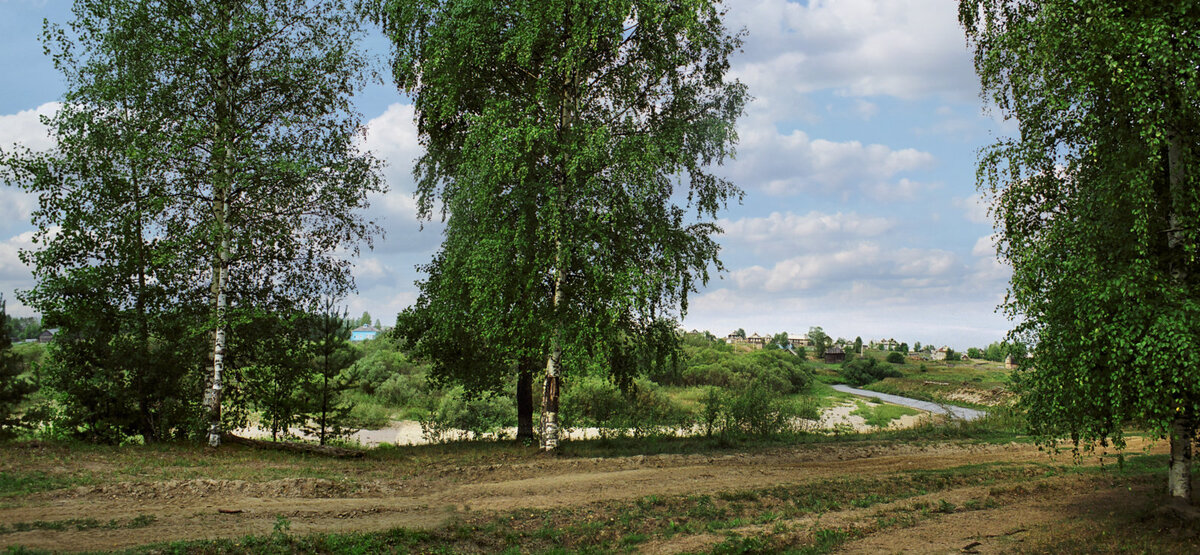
[417,388,516,443]
[840,357,903,386]
[886,352,905,364]
[562,376,689,438]
[720,381,796,437]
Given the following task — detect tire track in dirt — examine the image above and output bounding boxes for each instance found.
[0,439,1155,552]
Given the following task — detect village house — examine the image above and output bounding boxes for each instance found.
[932,347,950,361]
[871,338,899,351]
[824,345,845,364]
[350,325,381,342]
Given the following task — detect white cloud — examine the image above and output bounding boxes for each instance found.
[971,234,997,257]
[955,193,991,224]
[0,230,36,281]
[725,127,936,198]
[358,102,443,254]
[0,188,37,234]
[0,102,59,153]
[727,0,976,103]
[719,210,894,260]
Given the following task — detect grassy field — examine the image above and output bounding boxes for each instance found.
[1,432,1194,554]
[810,349,1015,411]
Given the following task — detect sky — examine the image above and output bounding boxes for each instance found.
[0,0,1017,350]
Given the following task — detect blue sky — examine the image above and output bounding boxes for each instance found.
[0,0,1016,350]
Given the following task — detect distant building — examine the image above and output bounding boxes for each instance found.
[932,347,950,361]
[871,338,899,351]
[824,345,845,364]
[37,328,59,344]
[786,335,810,348]
[350,325,381,342]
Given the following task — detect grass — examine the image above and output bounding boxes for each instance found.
[0,514,155,535]
[850,400,921,428]
[6,453,1162,554]
[0,470,94,498]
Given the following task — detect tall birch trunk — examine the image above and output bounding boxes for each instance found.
[1166,125,1192,500]
[541,260,564,452]
[205,18,234,447]
[541,62,578,453]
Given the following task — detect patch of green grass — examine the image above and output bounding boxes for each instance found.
[0,514,155,535]
[0,470,92,497]
[85,452,1171,555]
[850,400,920,428]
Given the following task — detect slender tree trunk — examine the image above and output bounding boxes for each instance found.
[516,361,534,443]
[1166,126,1192,500]
[1171,417,1193,500]
[541,263,564,452]
[205,30,234,446]
[206,231,229,447]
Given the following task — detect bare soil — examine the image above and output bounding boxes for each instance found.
[0,437,1179,552]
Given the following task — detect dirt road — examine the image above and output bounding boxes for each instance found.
[0,438,1173,552]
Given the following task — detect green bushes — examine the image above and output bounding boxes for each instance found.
[675,346,813,394]
[698,382,820,439]
[840,357,903,386]
[886,352,905,364]
[418,388,517,443]
[561,376,690,438]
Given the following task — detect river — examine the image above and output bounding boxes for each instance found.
[830,384,986,421]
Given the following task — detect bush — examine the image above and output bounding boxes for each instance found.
[886,352,905,364]
[374,373,427,408]
[344,350,423,394]
[417,388,516,443]
[561,376,689,438]
[840,357,903,386]
[723,382,792,437]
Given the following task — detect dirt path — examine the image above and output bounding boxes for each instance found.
[0,438,1167,552]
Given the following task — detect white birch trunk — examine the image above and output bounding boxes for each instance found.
[1166,127,1192,500]
[541,261,564,452]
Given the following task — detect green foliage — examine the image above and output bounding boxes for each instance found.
[966,347,984,360]
[886,352,905,364]
[961,1,1200,458]
[673,344,813,395]
[1,0,384,443]
[0,296,34,439]
[982,341,1026,363]
[808,327,830,358]
[301,301,361,445]
[840,358,903,387]
[418,388,517,443]
[375,0,747,449]
[561,376,689,438]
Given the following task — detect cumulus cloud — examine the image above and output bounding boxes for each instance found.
[0,102,59,153]
[955,193,991,224]
[729,243,959,295]
[357,102,444,254]
[726,0,976,104]
[719,210,894,257]
[0,189,37,235]
[0,230,37,281]
[724,127,935,198]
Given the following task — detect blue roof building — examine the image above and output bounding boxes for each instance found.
[350,325,381,342]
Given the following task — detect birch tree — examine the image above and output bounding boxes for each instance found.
[3,0,383,445]
[961,0,1200,500]
[376,0,746,450]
